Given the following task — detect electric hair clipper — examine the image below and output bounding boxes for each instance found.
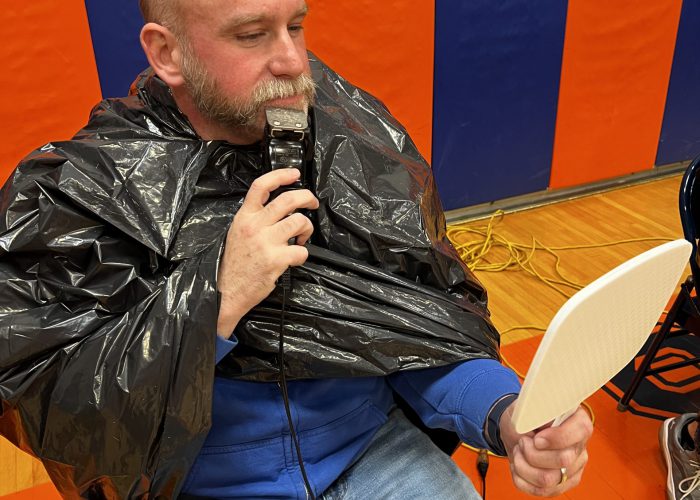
[262,107,313,201]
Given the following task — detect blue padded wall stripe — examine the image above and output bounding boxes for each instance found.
[433,1,568,210]
[84,1,149,98]
[656,1,700,166]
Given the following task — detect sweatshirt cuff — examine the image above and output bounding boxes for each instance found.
[215,334,237,364]
[454,360,521,450]
[483,392,519,456]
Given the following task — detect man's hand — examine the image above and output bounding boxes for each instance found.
[499,402,593,497]
[216,168,319,338]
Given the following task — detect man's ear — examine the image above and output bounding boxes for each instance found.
[140,22,185,87]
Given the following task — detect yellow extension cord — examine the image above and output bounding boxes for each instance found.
[446,210,674,457]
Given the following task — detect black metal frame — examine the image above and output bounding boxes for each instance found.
[617,156,700,411]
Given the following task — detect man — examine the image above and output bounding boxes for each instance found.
[0,0,592,498]
[661,413,700,499]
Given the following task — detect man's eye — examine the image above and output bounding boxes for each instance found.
[237,32,264,42]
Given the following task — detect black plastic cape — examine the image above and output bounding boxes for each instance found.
[0,56,500,498]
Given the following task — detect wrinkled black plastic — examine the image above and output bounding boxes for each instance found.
[0,56,499,497]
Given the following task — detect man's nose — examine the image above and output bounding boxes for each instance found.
[269,30,306,78]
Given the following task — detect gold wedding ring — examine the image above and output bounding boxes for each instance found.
[558,467,568,486]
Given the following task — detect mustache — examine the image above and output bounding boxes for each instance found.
[251,74,316,106]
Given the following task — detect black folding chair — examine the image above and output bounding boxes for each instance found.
[617,156,700,411]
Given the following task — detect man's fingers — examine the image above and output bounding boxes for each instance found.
[505,402,591,497]
[520,436,579,469]
[284,244,310,268]
[264,188,319,222]
[294,217,315,247]
[512,466,584,497]
[534,407,593,451]
[241,168,303,209]
[512,444,565,491]
[275,212,314,246]
[511,443,587,496]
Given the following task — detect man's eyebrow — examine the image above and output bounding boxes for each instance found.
[295,5,309,18]
[221,13,265,32]
[220,5,308,33]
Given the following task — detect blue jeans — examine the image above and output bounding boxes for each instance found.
[321,408,481,500]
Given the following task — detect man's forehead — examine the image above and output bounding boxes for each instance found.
[180,0,307,26]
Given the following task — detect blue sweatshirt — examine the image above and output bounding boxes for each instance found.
[182,336,521,499]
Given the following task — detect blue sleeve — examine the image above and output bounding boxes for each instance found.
[388,359,521,451]
[215,334,238,364]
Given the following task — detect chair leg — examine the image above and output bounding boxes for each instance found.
[617,286,688,411]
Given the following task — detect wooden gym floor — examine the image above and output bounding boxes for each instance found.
[451,173,684,346]
[0,173,688,498]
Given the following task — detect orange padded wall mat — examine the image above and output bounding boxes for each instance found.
[0,3,102,184]
[549,1,683,189]
[304,0,435,162]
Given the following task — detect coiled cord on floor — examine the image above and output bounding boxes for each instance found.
[447,210,674,298]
